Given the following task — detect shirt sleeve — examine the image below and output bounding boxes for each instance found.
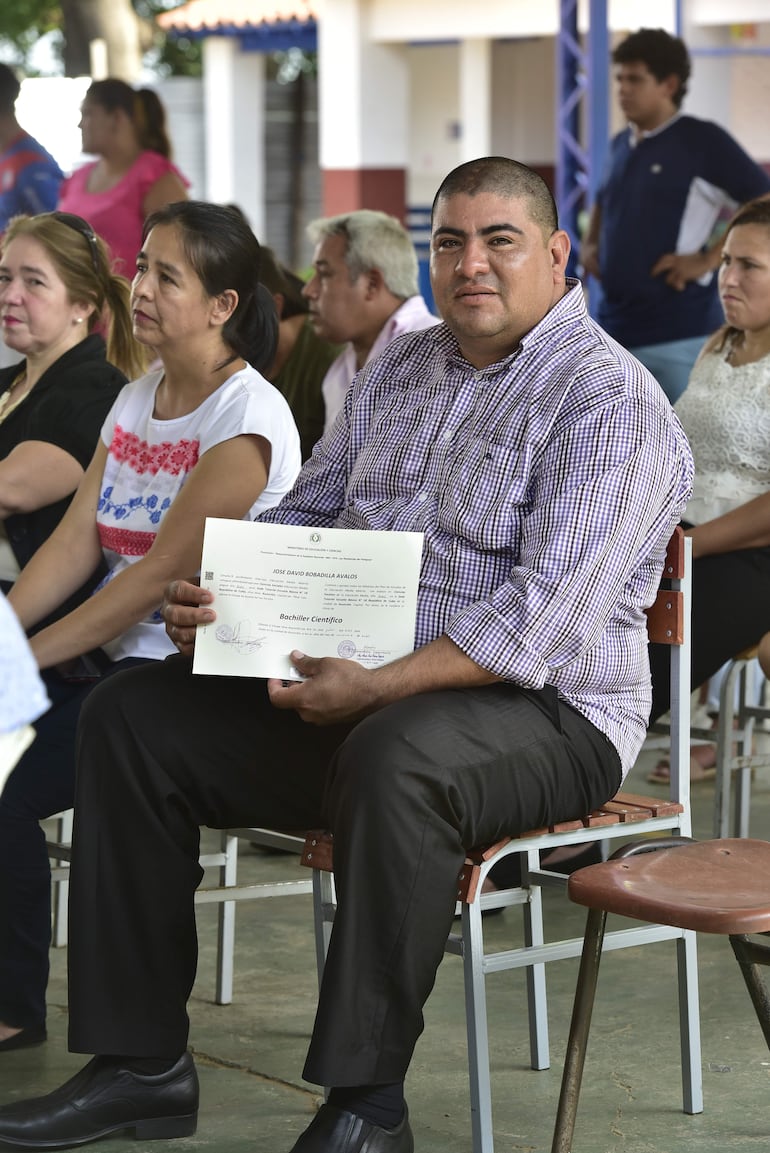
[135,151,190,200]
[15,160,63,216]
[258,391,354,528]
[701,123,770,205]
[30,372,124,470]
[445,393,693,685]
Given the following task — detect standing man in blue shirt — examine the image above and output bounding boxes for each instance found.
[581,28,770,402]
[0,64,63,234]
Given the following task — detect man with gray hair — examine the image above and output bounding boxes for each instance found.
[303,209,438,432]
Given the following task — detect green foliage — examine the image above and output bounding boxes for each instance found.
[0,0,202,77]
[0,0,61,71]
[136,0,202,77]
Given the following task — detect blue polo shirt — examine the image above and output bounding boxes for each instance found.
[0,131,63,232]
[597,115,770,347]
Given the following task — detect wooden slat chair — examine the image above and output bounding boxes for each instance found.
[301,529,699,1153]
[46,822,311,1005]
[551,836,770,1152]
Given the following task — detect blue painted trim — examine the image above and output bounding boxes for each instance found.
[165,22,318,53]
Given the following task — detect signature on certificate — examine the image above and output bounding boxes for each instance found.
[214,621,266,655]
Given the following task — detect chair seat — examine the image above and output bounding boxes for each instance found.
[568,838,770,935]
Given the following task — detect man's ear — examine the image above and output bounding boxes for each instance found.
[549,230,571,279]
[211,289,238,326]
[363,267,384,300]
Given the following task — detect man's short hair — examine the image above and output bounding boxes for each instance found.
[612,28,691,108]
[0,64,21,117]
[306,209,419,300]
[431,156,559,239]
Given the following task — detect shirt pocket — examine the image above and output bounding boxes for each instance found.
[437,438,531,549]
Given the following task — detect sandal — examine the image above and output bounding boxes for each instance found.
[647,744,717,785]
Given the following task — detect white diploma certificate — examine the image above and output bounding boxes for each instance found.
[192,519,424,680]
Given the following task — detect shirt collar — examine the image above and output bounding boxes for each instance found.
[628,110,681,147]
[434,279,586,373]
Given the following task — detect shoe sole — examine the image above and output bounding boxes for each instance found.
[0,1112,197,1149]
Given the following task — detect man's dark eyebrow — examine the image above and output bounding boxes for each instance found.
[433,222,525,238]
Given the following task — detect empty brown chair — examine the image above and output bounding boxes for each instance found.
[551,836,770,1152]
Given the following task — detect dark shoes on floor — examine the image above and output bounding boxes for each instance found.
[0,1023,47,1052]
[0,1051,198,1148]
[289,1104,414,1152]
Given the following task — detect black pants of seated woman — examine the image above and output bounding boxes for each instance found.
[490,543,770,891]
[0,657,149,1035]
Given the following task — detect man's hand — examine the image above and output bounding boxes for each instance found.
[651,250,714,291]
[267,651,380,725]
[161,579,216,657]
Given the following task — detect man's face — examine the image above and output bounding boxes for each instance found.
[429,190,569,368]
[303,232,369,344]
[614,62,678,131]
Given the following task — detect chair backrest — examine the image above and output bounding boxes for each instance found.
[646,526,692,820]
[644,526,685,645]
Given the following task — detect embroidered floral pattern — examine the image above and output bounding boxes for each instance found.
[110,423,200,475]
[97,523,158,557]
[98,486,172,528]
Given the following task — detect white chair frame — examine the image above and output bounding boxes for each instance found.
[47,822,311,1004]
[712,654,770,839]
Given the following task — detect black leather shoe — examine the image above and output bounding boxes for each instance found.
[0,1023,47,1052]
[289,1103,414,1152]
[0,1052,198,1148]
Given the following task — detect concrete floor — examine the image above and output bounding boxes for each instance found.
[2,743,769,1153]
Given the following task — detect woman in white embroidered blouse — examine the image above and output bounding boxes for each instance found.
[648,196,770,781]
[0,203,300,1051]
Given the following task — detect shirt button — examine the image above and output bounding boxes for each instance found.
[442,430,452,441]
[417,493,428,503]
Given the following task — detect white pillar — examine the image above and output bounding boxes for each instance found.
[459,38,492,161]
[318,0,410,216]
[203,38,266,237]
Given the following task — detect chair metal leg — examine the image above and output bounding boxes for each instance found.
[523,852,550,1070]
[214,832,239,1004]
[311,867,335,988]
[51,810,73,948]
[675,930,703,1113]
[729,934,770,1050]
[713,661,742,840]
[551,907,607,1153]
[310,867,335,1102]
[462,900,496,1153]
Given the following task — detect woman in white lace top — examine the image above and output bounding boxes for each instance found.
[649,196,770,776]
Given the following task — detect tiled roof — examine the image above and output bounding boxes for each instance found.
[157,1,318,32]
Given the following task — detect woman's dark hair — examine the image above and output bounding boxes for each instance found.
[84,78,173,158]
[142,201,278,373]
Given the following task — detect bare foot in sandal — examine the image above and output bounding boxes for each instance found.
[647,742,716,785]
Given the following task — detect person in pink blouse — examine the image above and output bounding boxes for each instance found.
[57,79,189,279]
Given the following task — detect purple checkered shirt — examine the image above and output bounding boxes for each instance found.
[260,282,693,777]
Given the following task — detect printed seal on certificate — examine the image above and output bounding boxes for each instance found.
[337,639,357,659]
